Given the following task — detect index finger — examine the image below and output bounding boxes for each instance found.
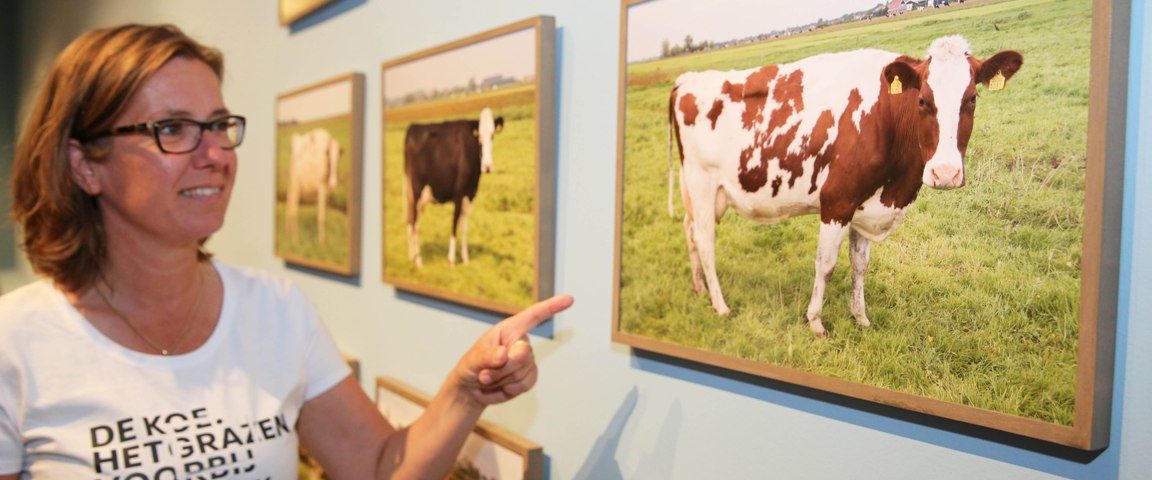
[498,294,574,344]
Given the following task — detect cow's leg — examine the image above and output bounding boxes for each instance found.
[849,228,872,327]
[317,187,327,244]
[406,175,423,268]
[286,181,300,243]
[408,222,422,268]
[448,198,463,267]
[680,169,704,294]
[685,170,729,315]
[460,197,473,265]
[683,215,704,295]
[805,221,849,336]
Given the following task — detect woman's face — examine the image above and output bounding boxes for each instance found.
[79,57,237,251]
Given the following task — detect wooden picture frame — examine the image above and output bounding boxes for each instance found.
[612,0,1127,450]
[279,0,336,25]
[381,16,557,315]
[274,73,364,276]
[375,377,544,479]
[341,352,361,384]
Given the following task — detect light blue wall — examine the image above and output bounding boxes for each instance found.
[1117,0,1151,478]
[3,0,1149,478]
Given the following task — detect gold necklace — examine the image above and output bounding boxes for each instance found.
[93,268,205,356]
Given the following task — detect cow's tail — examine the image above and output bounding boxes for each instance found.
[668,85,679,219]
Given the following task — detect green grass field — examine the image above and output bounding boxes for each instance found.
[619,0,1091,425]
[274,115,356,271]
[382,86,538,309]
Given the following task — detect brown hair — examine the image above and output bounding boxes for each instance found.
[11,24,224,293]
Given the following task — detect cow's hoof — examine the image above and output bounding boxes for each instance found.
[855,315,871,328]
[714,305,731,316]
[808,319,827,337]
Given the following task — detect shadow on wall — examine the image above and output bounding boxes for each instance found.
[632,399,682,478]
[288,0,368,34]
[572,387,684,479]
[632,348,1102,470]
[572,387,637,480]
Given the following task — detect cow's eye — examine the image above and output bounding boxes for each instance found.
[918,98,926,108]
[968,95,978,106]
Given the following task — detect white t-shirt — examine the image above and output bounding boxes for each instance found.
[0,262,351,479]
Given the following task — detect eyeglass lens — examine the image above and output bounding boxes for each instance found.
[156,117,245,153]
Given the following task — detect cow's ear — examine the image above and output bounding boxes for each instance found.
[494,117,504,133]
[883,60,921,95]
[975,50,1024,88]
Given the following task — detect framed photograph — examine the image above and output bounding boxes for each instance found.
[279,0,336,25]
[375,377,544,479]
[613,0,1127,450]
[381,16,557,315]
[275,73,364,276]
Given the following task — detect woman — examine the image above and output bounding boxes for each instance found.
[0,24,572,479]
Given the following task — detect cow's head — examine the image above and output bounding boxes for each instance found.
[474,107,504,173]
[883,36,1022,189]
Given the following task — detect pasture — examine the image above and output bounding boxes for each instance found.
[274,115,357,271]
[618,0,1091,425]
[382,83,538,310]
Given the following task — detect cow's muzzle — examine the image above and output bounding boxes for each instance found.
[925,163,964,189]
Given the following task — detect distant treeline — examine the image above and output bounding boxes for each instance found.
[387,74,533,109]
[658,2,894,60]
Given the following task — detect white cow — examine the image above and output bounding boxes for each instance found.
[286,128,341,244]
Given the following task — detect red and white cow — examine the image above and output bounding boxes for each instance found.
[286,128,341,244]
[669,36,1022,335]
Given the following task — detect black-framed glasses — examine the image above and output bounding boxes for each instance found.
[100,115,246,154]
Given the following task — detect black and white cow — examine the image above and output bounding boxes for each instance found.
[404,107,504,267]
[669,36,1022,335]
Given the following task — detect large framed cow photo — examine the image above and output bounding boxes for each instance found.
[381,16,557,315]
[375,377,545,480]
[275,73,364,275]
[613,0,1127,450]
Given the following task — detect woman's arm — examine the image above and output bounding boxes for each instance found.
[297,294,573,479]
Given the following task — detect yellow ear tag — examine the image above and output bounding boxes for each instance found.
[889,75,903,95]
[988,70,1006,91]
